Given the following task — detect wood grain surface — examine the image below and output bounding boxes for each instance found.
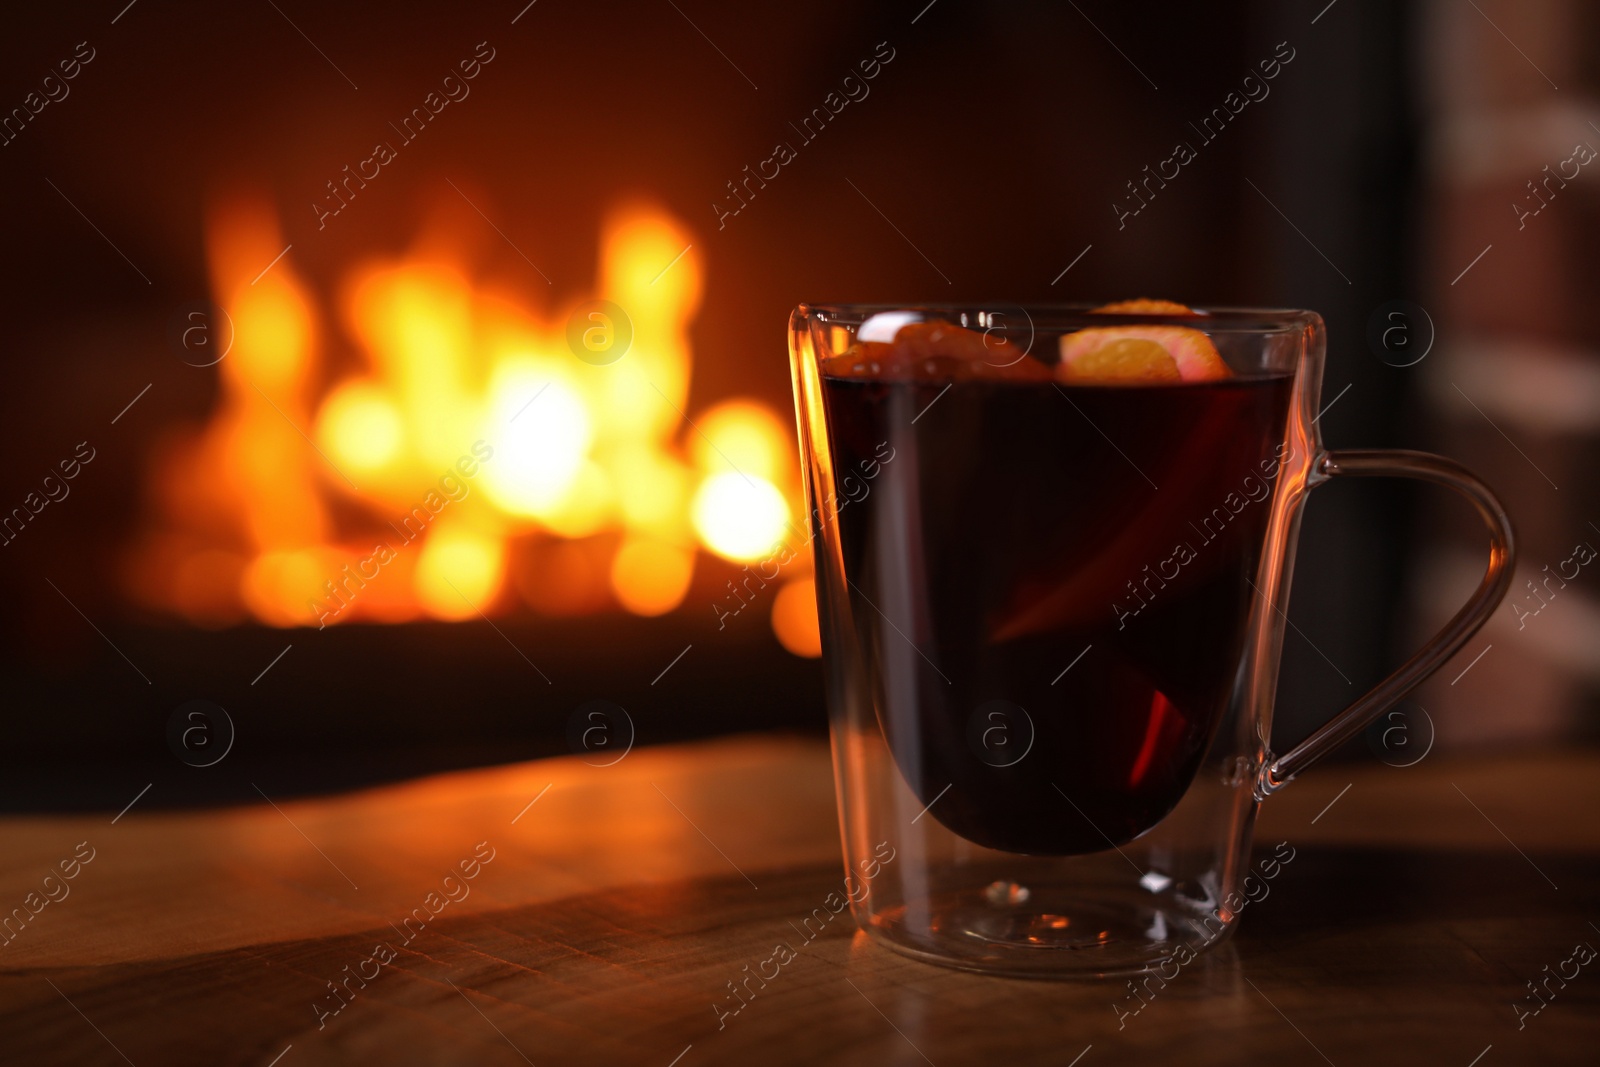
[1,736,1596,1065]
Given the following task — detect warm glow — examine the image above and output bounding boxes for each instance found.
[692,472,790,562]
[344,262,477,468]
[515,540,613,616]
[415,527,505,620]
[539,459,614,538]
[771,578,822,657]
[692,401,791,483]
[131,196,817,650]
[231,284,314,389]
[610,539,695,616]
[319,381,404,474]
[241,548,334,627]
[612,445,690,536]
[481,366,594,518]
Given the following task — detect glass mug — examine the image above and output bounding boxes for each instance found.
[788,304,1514,977]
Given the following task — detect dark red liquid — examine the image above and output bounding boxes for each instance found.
[821,371,1294,855]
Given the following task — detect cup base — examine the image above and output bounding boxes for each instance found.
[865,883,1234,979]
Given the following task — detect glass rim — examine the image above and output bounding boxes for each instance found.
[795,302,1323,333]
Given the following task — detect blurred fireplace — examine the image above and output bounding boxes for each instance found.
[2,193,826,810]
[122,195,818,644]
[0,0,1443,808]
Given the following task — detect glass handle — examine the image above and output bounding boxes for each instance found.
[1258,449,1516,796]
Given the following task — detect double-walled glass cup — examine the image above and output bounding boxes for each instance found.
[789,304,1513,977]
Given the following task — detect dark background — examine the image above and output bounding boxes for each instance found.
[0,0,1588,810]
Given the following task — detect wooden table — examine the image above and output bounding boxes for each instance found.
[2,736,1596,1065]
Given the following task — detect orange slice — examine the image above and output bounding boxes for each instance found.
[885,321,993,360]
[1059,335,1181,381]
[823,322,1050,381]
[1092,298,1200,316]
[1059,300,1230,383]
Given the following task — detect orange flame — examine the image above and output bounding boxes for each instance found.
[126,196,815,652]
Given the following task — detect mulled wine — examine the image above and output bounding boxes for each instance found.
[822,359,1293,855]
